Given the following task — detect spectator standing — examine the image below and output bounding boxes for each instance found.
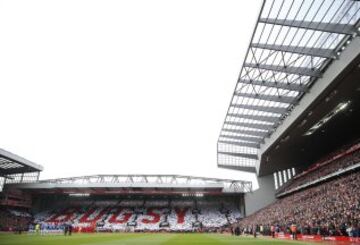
[291,223,297,240]
[271,225,275,238]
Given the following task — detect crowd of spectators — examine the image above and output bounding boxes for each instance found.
[239,171,360,237]
[0,208,32,232]
[31,199,242,232]
[279,142,360,194]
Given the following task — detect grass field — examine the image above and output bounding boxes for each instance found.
[0,233,322,245]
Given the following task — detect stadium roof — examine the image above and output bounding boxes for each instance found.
[9,174,252,193]
[0,148,43,176]
[217,0,360,172]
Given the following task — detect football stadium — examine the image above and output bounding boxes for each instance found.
[1,0,360,244]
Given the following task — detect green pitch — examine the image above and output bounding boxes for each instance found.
[0,233,321,245]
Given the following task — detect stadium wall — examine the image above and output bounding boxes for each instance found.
[244,174,276,216]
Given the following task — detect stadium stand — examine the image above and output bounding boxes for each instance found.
[29,198,241,233]
[238,142,360,238]
[0,149,43,232]
[277,141,360,195]
[0,207,32,232]
[0,174,249,233]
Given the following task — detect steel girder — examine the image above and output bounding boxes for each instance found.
[217,1,360,172]
[238,79,309,92]
[230,103,289,114]
[218,140,261,149]
[234,92,297,104]
[227,113,279,123]
[221,128,269,137]
[251,43,335,59]
[224,121,274,131]
[244,63,321,77]
[259,18,356,35]
[220,134,264,143]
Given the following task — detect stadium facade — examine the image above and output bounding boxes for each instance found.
[217,0,360,216]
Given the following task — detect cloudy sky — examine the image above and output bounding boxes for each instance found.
[0,0,261,184]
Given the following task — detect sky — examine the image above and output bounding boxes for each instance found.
[0,0,261,184]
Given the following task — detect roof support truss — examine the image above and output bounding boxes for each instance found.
[217,1,360,172]
[221,128,269,137]
[244,63,321,77]
[259,18,356,35]
[238,79,309,92]
[235,92,297,104]
[220,135,264,143]
[227,113,279,123]
[218,140,260,149]
[251,43,335,59]
[225,121,274,131]
[230,103,289,114]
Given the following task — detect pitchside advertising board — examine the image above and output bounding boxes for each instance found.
[276,233,360,242]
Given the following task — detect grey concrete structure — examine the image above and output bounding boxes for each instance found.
[244,174,276,216]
